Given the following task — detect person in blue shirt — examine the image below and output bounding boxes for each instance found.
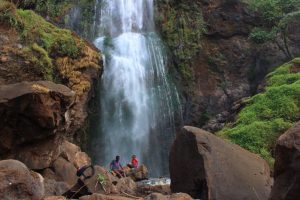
[110,155,125,178]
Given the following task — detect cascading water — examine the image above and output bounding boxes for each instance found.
[92,0,181,176]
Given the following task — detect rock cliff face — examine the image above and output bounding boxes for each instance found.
[155,0,300,131]
[170,126,272,200]
[0,81,75,160]
[270,122,300,200]
[0,2,103,141]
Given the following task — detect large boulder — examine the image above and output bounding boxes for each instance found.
[84,166,136,195]
[0,159,45,200]
[13,136,62,170]
[52,157,78,187]
[170,126,272,200]
[60,140,91,168]
[123,164,148,181]
[0,81,75,158]
[270,122,300,200]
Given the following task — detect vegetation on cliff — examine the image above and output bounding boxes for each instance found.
[219,58,300,166]
[249,0,300,59]
[155,0,206,82]
[0,0,101,95]
[36,0,98,39]
[10,0,97,39]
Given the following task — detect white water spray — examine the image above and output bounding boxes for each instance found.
[93,0,180,176]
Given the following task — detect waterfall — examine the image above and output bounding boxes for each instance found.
[92,0,181,176]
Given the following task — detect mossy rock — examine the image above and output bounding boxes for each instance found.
[1,1,101,96]
[218,58,300,167]
[155,1,206,82]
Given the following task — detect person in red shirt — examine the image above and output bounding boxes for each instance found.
[127,155,138,169]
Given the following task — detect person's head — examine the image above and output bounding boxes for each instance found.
[132,155,136,159]
[116,155,120,161]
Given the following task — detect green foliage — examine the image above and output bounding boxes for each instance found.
[34,0,97,40]
[249,27,277,44]
[156,1,206,82]
[16,9,80,58]
[35,0,73,18]
[249,0,300,58]
[96,173,106,185]
[219,58,300,166]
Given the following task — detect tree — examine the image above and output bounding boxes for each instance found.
[249,0,300,59]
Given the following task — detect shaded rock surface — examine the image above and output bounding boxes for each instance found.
[44,179,69,197]
[170,126,272,200]
[270,122,300,200]
[0,159,44,200]
[0,81,75,160]
[155,0,300,131]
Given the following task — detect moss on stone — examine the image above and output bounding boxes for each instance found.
[22,43,54,80]
[16,9,80,58]
[155,1,206,82]
[1,1,101,96]
[218,58,300,167]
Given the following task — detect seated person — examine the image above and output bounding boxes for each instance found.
[110,155,125,178]
[127,155,138,169]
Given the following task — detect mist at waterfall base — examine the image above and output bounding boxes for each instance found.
[89,0,181,177]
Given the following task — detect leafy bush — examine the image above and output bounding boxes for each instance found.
[219,58,300,166]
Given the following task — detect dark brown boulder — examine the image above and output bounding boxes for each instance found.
[0,159,45,200]
[170,126,272,200]
[270,122,300,200]
[0,81,75,158]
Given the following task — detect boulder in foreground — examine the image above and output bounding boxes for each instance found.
[170,126,272,200]
[270,122,300,200]
[0,81,75,160]
[0,159,44,200]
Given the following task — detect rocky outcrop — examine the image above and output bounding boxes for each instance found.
[0,7,103,141]
[270,122,300,200]
[123,164,149,181]
[155,0,300,131]
[0,159,45,200]
[0,81,75,159]
[170,126,272,200]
